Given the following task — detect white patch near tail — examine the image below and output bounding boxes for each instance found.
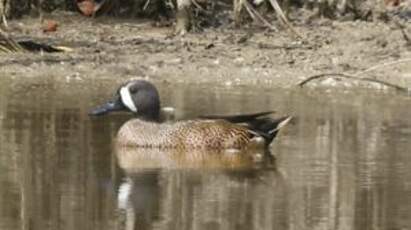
[253,0,265,5]
[120,84,138,112]
[160,106,176,122]
[269,116,293,135]
[118,179,131,209]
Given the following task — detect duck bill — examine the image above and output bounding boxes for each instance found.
[89,98,126,116]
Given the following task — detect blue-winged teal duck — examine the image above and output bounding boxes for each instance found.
[90,80,292,150]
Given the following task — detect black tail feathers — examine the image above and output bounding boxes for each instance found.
[201,111,292,144]
[247,116,292,143]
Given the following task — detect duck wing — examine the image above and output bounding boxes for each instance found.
[200,111,292,146]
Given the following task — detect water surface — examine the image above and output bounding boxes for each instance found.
[0,77,410,230]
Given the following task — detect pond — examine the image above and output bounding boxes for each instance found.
[0,76,410,230]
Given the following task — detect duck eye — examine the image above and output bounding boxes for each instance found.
[128,85,138,94]
[115,89,121,97]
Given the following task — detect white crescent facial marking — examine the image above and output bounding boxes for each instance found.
[120,84,138,112]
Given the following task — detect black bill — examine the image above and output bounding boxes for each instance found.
[89,98,125,116]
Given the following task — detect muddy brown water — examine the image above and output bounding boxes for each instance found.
[0,76,411,230]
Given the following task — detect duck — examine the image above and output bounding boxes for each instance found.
[89,80,292,150]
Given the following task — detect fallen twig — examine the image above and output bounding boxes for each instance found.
[297,73,408,92]
[353,58,411,77]
[267,0,302,39]
[400,29,411,46]
[257,42,312,50]
[242,0,278,31]
[394,20,411,46]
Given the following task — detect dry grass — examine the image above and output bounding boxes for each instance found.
[0,28,24,53]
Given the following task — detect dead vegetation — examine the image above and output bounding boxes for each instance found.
[0,27,72,52]
[1,0,409,33]
[0,27,24,52]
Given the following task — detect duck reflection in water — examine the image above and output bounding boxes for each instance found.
[114,148,287,230]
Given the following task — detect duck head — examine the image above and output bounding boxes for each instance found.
[89,80,161,121]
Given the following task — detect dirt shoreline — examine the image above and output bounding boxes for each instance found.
[1,14,411,91]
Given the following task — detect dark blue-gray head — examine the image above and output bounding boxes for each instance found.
[89,80,161,121]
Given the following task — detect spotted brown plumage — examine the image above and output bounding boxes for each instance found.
[116,119,260,149]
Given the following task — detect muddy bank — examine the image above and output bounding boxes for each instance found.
[1,14,411,91]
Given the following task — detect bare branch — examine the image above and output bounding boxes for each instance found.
[267,0,302,38]
[393,20,410,46]
[353,58,411,77]
[297,73,408,92]
[242,0,278,31]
